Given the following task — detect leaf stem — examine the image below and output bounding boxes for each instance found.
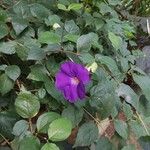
[29,118,33,133]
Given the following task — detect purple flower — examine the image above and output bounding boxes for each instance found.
[55,61,90,103]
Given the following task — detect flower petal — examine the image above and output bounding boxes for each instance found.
[75,64,90,84]
[63,84,79,103]
[60,61,75,76]
[77,82,86,99]
[55,71,71,90]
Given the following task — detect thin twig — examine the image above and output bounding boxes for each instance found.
[0,133,10,146]
[136,111,150,135]
[83,108,110,138]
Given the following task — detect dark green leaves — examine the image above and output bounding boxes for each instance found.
[0,74,14,95]
[48,118,72,141]
[15,92,40,118]
[74,122,98,147]
[0,24,9,39]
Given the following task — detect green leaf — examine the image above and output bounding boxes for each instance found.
[19,136,40,150]
[64,34,79,43]
[15,44,29,61]
[114,119,128,139]
[0,8,7,22]
[15,92,40,118]
[95,55,122,80]
[0,41,16,55]
[36,112,60,133]
[38,32,61,44]
[48,118,72,141]
[95,137,114,150]
[0,111,19,139]
[27,46,45,60]
[0,24,9,39]
[12,17,28,35]
[68,3,83,10]
[45,15,60,26]
[108,32,122,50]
[41,143,60,150]
[132,74,150,102]
[28,64,49,82]
[0,74,14,95]
[30,3,49,19]
[74,122,98,147]
[79,53,94,64]
[62,105,84,127]
[77,32,101,52]
[5,65,21,81]
[121,144,136,150]
[94,18,104,30]
[65,20,79,34]
[116,83,139,110]
[45,80,65,103]
[12,120,29,137]
[123,102,133,120]
[57,4,68,11]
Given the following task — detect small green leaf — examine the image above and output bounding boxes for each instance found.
[114,119,128,139]
[27,46,45,60]
[5,65,21,81]
[38,31,61,44]
[41,143,60,150]
[123,102,133,120]
[79,53,94,64]
[0,24,9,39]
[45,15,60,26]
[15,92,40,118]
[37,112,60,133]
[68,3,83,10]
[74,122,98,147]
[12,120,29,137]
[64,34,79,43]
[57,4,68,11]
[108,32,122,50]
[0,41,16,55]
[28,64,49,82]
[48,118,72,141]
[62,105,84,127]
[65,20,79,34]
[0,74,14,95]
